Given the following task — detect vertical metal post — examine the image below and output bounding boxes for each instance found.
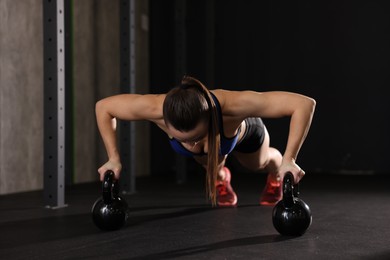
[174,0,188,184]
[119,0,136,194]
[64,0,73,186]
[43,0,67,208]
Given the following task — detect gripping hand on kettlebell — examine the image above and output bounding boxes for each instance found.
[277,158,305,184]
[98,159,122,181]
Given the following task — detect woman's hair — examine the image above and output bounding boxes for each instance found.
[163,76,220,206]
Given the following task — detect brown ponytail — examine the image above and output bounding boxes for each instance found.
[183,76,220,207]
[163,76,220,206]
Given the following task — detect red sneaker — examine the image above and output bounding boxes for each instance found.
[260,174,282,206]
[216,167,238,207]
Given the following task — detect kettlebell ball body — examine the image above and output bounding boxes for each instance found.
[92,196,129,231]
[272,197,312,236]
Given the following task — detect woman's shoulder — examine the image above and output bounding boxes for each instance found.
[210,89,247,100]
[210,89,264,119]
[210,89,242,117]
[210,89,245,108]
[210,89,230,104]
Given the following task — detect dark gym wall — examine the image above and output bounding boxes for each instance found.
[150,0,390,175]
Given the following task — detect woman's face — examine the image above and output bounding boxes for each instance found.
[167,121,208,145]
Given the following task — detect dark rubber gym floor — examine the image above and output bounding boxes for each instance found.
[1,170,390,259]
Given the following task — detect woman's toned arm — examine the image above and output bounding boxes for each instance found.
[95,94,165,180]
[217,89,316,183]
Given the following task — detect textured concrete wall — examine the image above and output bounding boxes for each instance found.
[0,0,43,194]
[94,0,150,179]
[75,0,150,182]
[0,0,150,194]
[134,0,150,177]
[72,0,100,183]
[94,0,121,177]
[125,1,151,178]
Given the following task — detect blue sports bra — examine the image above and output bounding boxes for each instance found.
[168,92,241,157]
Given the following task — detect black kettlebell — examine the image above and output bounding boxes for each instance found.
[272,172,312,236]
[92,170,129,231]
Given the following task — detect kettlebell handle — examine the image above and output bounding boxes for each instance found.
[282,172,300,207]
[102,170,119,204]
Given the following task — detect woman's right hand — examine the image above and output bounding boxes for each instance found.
[98,160,122,181]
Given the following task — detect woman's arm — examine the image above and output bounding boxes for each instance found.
[218,90,316,182]
[95,94,165,180]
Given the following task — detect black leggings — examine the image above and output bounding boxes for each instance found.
[234,118,265,153]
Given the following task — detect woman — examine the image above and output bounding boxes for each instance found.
[96,76,316,207]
